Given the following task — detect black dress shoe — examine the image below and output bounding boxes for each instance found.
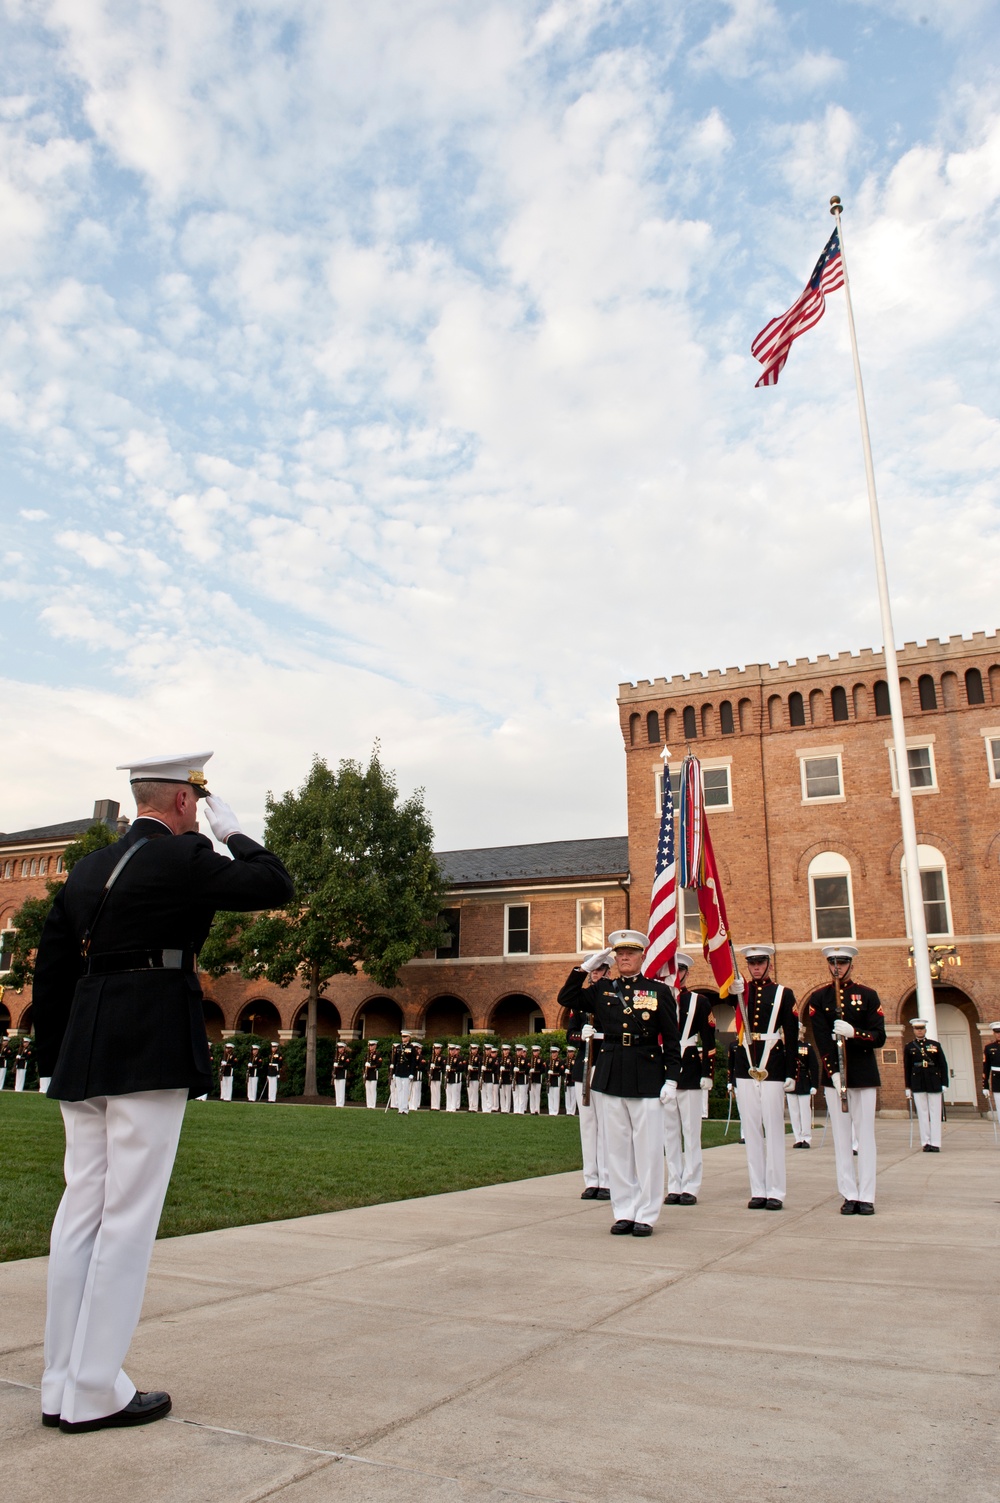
[922,1144,932,1153]
[580,1186,599,1199]
[747,1197,767,1209]
[631,1222,653,1237]
[854,1201,875,1215]
[610,1219,635,1235]
[792,1141,803,1149]
[42,1413,60,1428]
[59,1390,172,1434]
[852,1149,858,1156]
[664,1193,681,1205]
[595,1187,611,1200]
[678,1193,697,1205]
[840,1199,857,1215]
[928,1146,940,1153]
[765,1198,783,1210]
[801,1142,811,1149]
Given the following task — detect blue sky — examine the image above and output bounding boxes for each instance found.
[2,0,999,846]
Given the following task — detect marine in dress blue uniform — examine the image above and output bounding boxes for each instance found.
[904,1019,948,1151]
[809,946,886,1215]
[731,945,798,1210]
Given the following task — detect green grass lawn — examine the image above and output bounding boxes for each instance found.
[0,1093,735,1263]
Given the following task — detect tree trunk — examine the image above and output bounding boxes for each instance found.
[304,961,320,1098]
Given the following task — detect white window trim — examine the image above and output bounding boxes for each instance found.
[807,857,855,944]
[980,727,1000,787]
[576,897,605,954]
[679,887,703,948]
[503,902,531,957]
[0,926,14,976]
[799,751,845,805]
[900,852,954,940]
[886,735,938,796]
[655,758,734,815]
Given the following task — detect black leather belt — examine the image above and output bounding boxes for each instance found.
[86,948,196,975]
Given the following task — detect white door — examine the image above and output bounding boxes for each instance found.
[935,1002,976,1104]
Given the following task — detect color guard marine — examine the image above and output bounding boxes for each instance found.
[982,1022,1000,1116]
[559,930,681,1237]
[266,1045,282,1104]
[809,945,886,1215]
[663,952,715,1207]
[331,1042,350,1107]
[363,1040,381,1109]
[904,1020,948,1152]
[731,945,798,1210]
[444,1044,465,1112]
[787,1024,819,1148]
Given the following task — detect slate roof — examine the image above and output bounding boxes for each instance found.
[0,817,100,849]
[436,836,629,888]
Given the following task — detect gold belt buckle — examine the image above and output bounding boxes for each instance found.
[749,1067,769,1082]
[622,1032,632,1047]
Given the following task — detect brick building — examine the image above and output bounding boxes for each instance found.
[618,630,1000,1111]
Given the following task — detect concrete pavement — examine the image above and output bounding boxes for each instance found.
[1,1120,997,1502]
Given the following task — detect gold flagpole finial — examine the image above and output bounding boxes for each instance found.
[830,194,842,215]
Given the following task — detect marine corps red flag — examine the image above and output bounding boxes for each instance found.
[677,753,737,998]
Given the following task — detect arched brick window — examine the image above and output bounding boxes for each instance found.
[788,691,805,727]
[629,713,640,746]
[701,704,715,737]
[719,700,734,735]
[918,674,937,710]
[646,711,661,744]
[831,685,849,722]
[682,705,697,739]
[873,680,891,717]
[767,695,781,729]
[965,668,985,705]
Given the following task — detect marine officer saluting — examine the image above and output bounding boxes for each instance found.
[32,751,293,1432]
[731,945,798,1211]
[809,945,886,1215]
[558,930,681,1237]
[904,1019,948,1152]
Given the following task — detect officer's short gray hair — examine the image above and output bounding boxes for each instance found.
[131,780,180,811]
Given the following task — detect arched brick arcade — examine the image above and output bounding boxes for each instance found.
[356,996,403,1038]
[292,999,341,1038]
[236,998,282,1041]
[423,994,472,1036]
[490,993,544,1037]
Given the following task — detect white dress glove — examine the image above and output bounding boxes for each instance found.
[699,1077,712,1091]
[809,1088,817,1096]
[203,794,244,843]
[581,948,614,973]
[832,1019,855,1039]
[783,1077,795,1093]
[580,1022,597,1040]
[726,1083,734,1095]
[729,976,745,996]
[831,1071,843,1094]
[659,1080,678,1105]
[905,1088,912,1100]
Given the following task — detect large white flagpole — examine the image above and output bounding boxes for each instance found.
[829,195,937,1038]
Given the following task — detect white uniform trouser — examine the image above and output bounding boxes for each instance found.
[220,1075,233,1101]
[42,1089,188,1424]
[663,1089,704,1195]
[735,1079,787,1202]
[395,1077,411,1113]
[513,1083,528,1114]
[825,1087,877,1203]
[0,1066,6,1090]
[529,1083,542,1114]
[575,1078,607,1189]
[365,1079,378,1109]
[564,1082,577,1116]
[267,1075,278,1103]
[389,1076,398,1108]
[481,1082,494,1113]
[333,1078,346,1107]
[467,1079,480,1112]
[499,1084,512,1113]
[547,1086,561,1116]
[247,1074,261,1102]
[409,1078,422,1110]
[15,1068,27,1091]
[429,1080,442,1110]
[913,1091,942,1148]
[787,1093,813,1143]
[595,1093,664,1227]
[445,1082,461,1111]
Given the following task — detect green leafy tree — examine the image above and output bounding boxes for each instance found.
[1,822,119,990]
[201,748,446,1097]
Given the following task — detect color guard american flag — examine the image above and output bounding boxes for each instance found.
[751,228,844,387]
[642,756,678,984]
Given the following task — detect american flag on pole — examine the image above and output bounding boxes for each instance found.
[751,227,844,387]
[642,751,678,985]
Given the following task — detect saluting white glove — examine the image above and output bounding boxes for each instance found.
[581,948,614,973]
[699,1076,712,1091]
[833,1019,855,1039]
[659,1080,678,1105]
[905,1088,912,1100]
[580,1022,597,1040]
[783,1077,795,1093]
[203,794,243,843]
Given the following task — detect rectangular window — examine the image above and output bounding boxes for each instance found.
[20,860,28,876]
[505,904,530,955]
[577,898,605,952]
[888,741,937,794]
[0,930,13,974]
[436,907,461,960]
[680,887,702,946]
[988,738,1000,785]
[802,755,843,800]
[702,767,731,808]
[811,875,854,940]
[921,870,950,935]
[3,861,10,879]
